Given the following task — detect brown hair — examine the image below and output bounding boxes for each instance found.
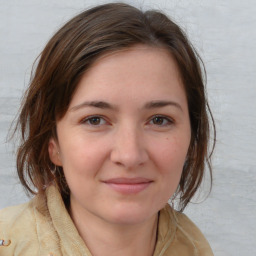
[14,2,215,211]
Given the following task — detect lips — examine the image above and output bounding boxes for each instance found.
[103,177,153,194]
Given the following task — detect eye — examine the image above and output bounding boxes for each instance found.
[81,116,107,126]
[149,115,173,126]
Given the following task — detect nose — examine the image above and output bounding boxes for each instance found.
[110,124,149,169]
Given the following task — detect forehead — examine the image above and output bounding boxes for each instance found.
[69,45,186,109]
[90,45,179,74]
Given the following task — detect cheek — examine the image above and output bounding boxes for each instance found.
[154,136,189,202]
[59,135,109,178]
[155,135,189,171]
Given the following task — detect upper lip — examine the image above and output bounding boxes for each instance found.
[103,177,153,184]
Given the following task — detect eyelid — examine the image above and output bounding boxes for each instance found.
[79,114,174,127]
[80,115,109,126]
[147,115,174,126]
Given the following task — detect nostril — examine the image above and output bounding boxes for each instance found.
[110,131,148,168]
[110,149,148,169]
[115,161,123,166]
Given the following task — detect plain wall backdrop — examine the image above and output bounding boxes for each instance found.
[0,0,255,255]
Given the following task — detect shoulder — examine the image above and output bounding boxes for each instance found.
[0,200,36,236]
[156,205,213,256]
[0,190,65,256]
[0,200,40,255]
[0,192,56,256]
[0,200,34,224]
[173,209,214,256]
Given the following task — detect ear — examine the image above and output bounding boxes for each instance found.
[48,138,62,166]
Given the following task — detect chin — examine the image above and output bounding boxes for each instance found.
[104,203,157,225]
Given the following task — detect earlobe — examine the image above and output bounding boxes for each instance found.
[48,138,62,166]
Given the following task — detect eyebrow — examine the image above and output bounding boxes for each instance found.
[144,100,183,112]
[144,100,182,110]
[70,101,116,111]
[70,100,183,112]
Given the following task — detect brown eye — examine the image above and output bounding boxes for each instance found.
[152,116,165,125]
[149,115,173,126]
[88,117,101,125]
[82,116,107,126]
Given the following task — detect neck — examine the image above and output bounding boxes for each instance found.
[70,203,158,256]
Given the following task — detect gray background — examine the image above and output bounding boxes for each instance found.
[0,0,256,255]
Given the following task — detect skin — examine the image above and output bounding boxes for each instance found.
[49,45,191,256]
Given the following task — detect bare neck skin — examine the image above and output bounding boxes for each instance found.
[70,203,159,256]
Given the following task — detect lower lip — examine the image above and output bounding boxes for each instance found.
[104,182,152,194]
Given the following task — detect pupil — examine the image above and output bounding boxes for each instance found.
[153,117,163,125]
[90,117,100,125]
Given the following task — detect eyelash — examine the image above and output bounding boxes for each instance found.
[80,115,108,126]
[147,115,174,127]
[80,115,174,127]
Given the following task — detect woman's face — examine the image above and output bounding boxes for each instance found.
[49,45,191,225]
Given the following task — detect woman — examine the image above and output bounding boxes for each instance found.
[0,3,215,256]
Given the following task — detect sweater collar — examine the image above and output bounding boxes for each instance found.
[46,185,92,256]
[45,185,177,256]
